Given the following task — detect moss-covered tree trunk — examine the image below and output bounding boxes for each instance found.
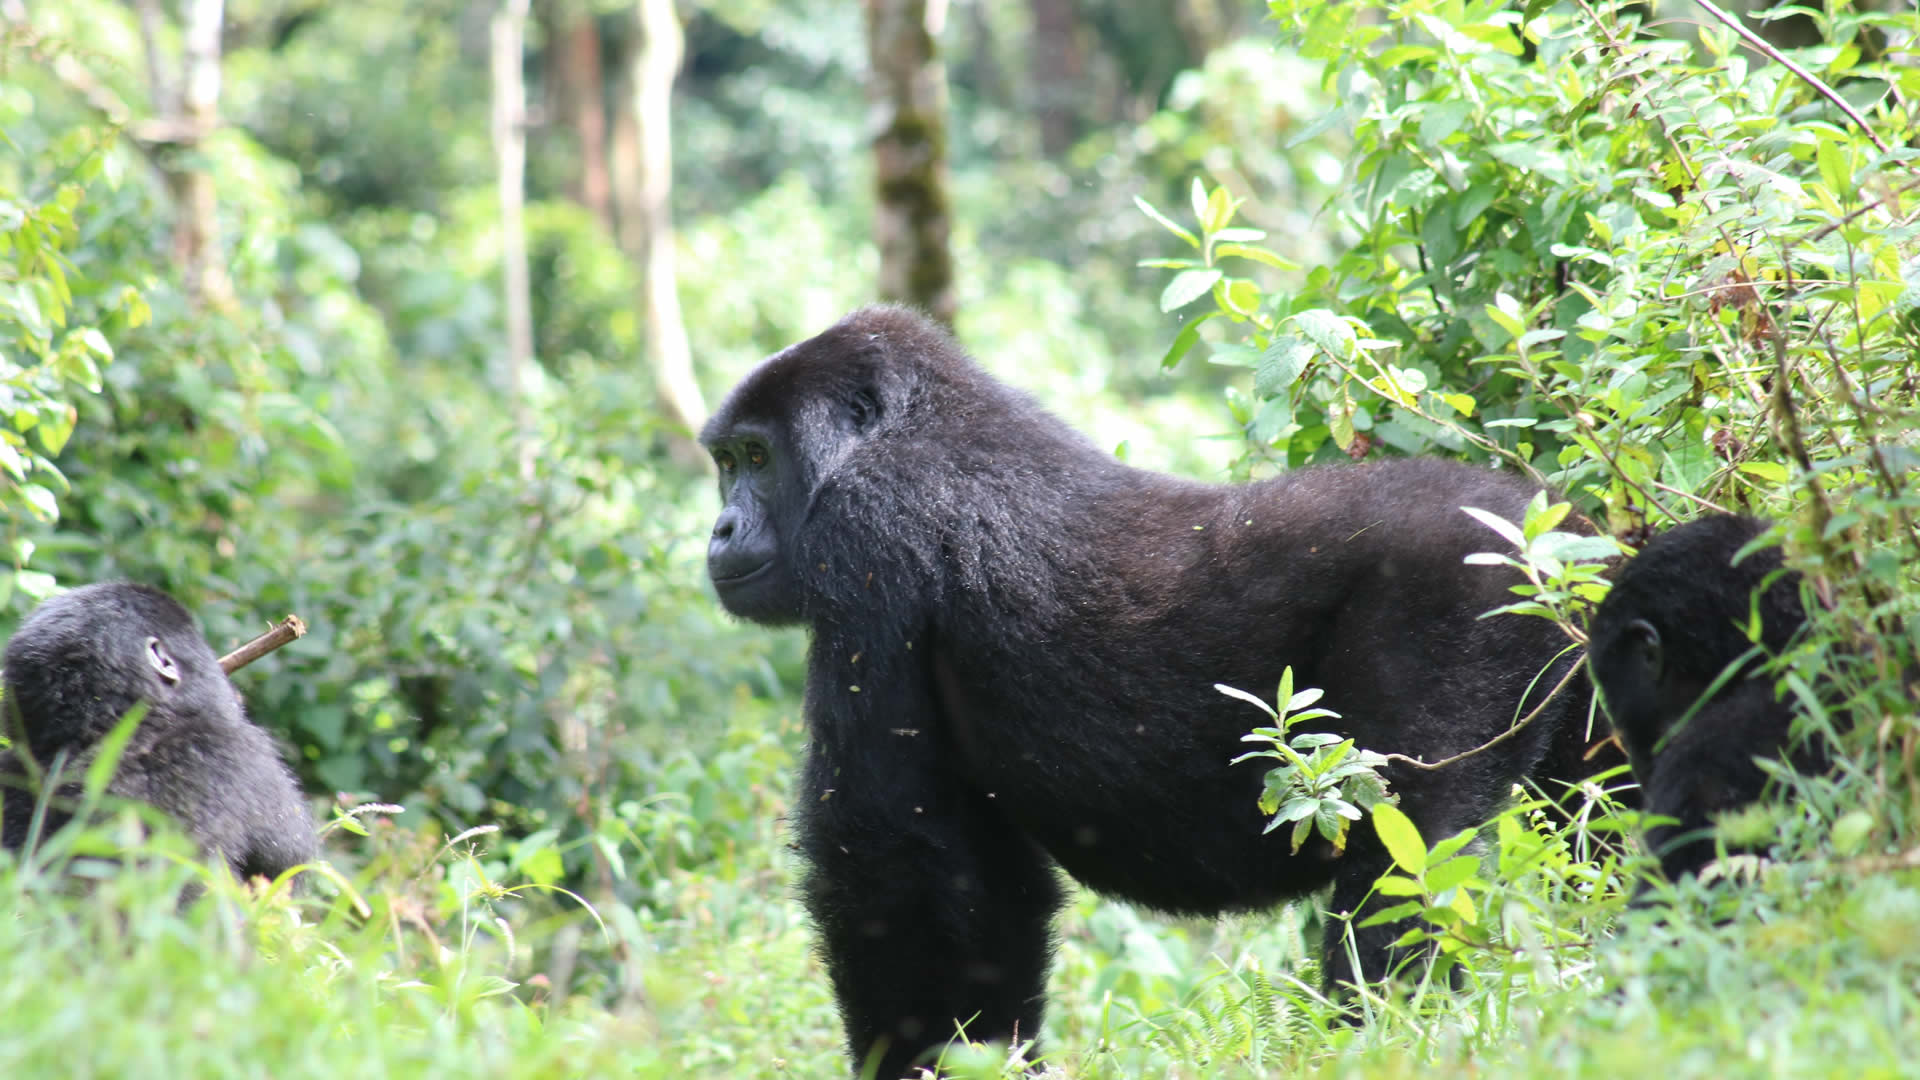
[864,0,956,327]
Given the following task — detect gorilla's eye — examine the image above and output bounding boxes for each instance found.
[850,389,880,429]
[746,446,768,469]
[715,450,738,474]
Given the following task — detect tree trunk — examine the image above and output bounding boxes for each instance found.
[543,0,613,229]
[1027,0,1082,158]
[131,0,176,115]
[1172,0,1229,60]
[608,60,642,250]
[864,0,956,327]
[626,0,707,462]
[157,0,234,310]
[492,0,536,477]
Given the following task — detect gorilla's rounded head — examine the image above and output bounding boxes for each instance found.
[3,583,240,764]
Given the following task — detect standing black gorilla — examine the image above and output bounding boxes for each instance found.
[702,307,1610,1077]
[0,583,316,886]
[1587,515,1816,883]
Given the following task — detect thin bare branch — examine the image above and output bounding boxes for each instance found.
[1691,0,1891,154]
[218,615,308,675]
[1381,659,1585,772]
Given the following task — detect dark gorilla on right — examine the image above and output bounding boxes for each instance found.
[1587,514,1823,883]
[0,583,315,887]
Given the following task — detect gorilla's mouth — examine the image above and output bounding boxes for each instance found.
[712,561,774,587]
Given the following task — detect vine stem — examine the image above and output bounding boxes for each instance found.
[1690,0,1891,154]
[1381,657,1585,773]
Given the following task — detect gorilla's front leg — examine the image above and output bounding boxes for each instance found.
[1319,841,1463,998]
[1319,847,1402,993]
[796,737,1063,1078]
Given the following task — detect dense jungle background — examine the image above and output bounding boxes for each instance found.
[1,0,1917,1075]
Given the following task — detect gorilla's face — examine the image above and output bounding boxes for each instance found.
[704,417,805,625]
[700,326,903,627]
[1587,615,1670,781]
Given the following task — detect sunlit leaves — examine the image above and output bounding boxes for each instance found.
[1226,667,1396,855]
[0,136,125,580]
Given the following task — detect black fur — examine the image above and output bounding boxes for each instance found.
[701,306,1613,1077]
[0,583,316,886]
[1587,514,1814,883]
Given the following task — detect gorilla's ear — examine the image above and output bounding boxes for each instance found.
[145,636,181,686]
[1626,618,1664,680]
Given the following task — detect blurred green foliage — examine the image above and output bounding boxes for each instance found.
[3,0,1918,1075]
[2,0,1278,933]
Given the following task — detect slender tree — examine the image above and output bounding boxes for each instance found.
[1028,0,1084,158]
[542,0,614,229]
[122,0,235,309]
[492,0,536,476]
[864,0,957,326]
[618,0,707,462]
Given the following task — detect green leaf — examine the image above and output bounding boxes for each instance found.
[1159,311,1218,369]
[1133,196,1199,249]
[1292,309,1356,356]
[1485,294,1527,341]
[1249,395,1294,445]
[1358,899,1427,927]
[85,702,150,798]
[1816,138,1851,201]
[1215,242,1299,270]
[1221,278,1261,316]
[1215,682,1279,720]
[1372,802,1427,876]
[1207,343,1263,369]
[1290,813,1315,853]
[1453,182,1499,230]
[1160,269,1222,313]
[1422,854,1480,895]
[19,483,58,522]
[1427,828,1478,864]
[1418,100,1472,146]
[1289,732,1343,750]
[1459,506,1525,550]
[35,403,76,456]
[1831,810,1874,856]
[1256,337,1313,396]
[1203,184,1235,234]
[1329,403,1355,451]
[1375,874,1426,897]
[1537,534,1624,562]
[1317,801,1357,850]
[73,327,113,362]
[1523,496,1570,540]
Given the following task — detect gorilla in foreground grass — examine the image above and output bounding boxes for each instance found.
[0,583,315,888]
[1587,514,1820,884]
[701,307,1619,1077]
